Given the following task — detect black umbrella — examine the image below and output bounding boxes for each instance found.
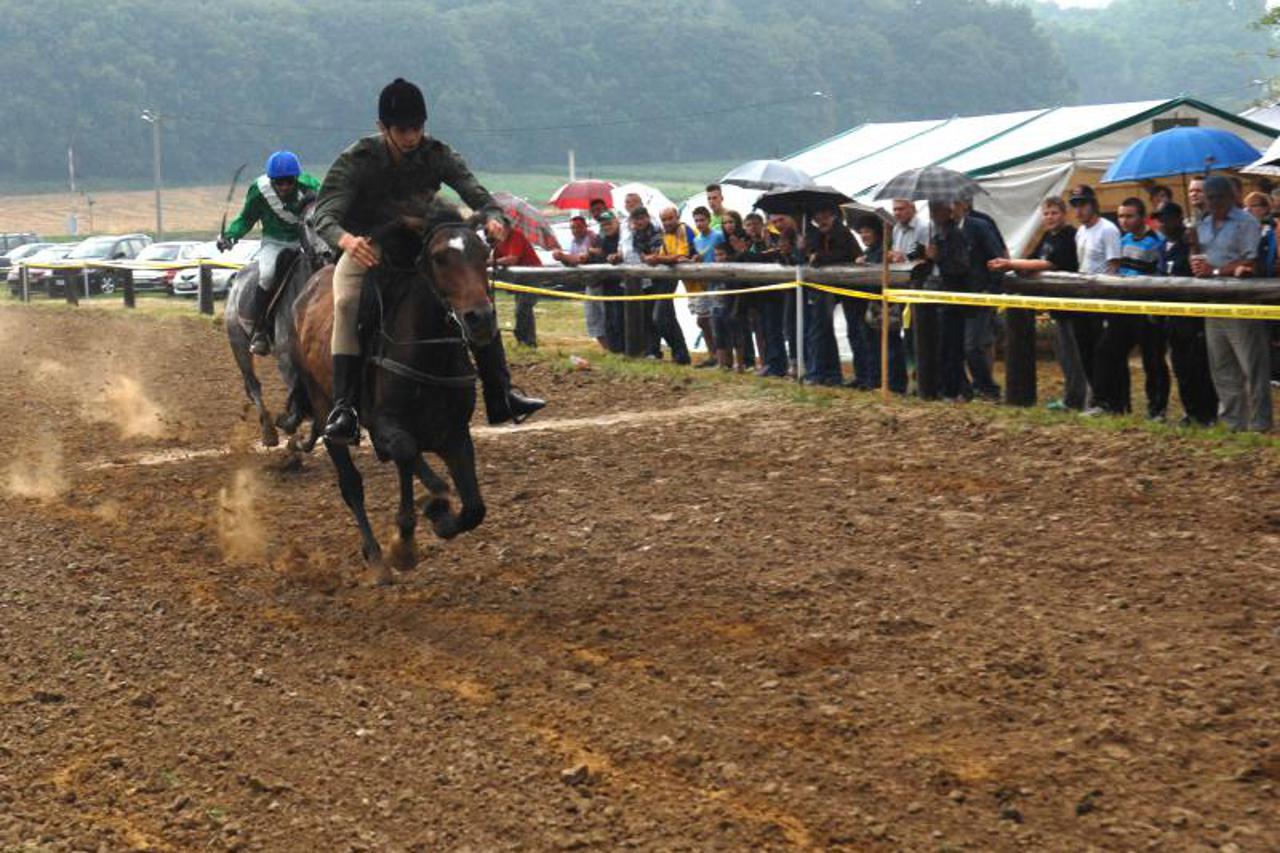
[754,185,852,217]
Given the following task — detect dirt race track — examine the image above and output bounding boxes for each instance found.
[1,306,1277,852]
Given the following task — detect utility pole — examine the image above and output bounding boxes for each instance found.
[141,109,164,240]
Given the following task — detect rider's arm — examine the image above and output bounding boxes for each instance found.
[224,183,263,242]
[312,143,363,252]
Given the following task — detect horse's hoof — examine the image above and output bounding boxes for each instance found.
[262,427,280,448]
[422,496,451,522]
[388,534,417,571]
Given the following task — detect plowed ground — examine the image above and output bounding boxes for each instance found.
[0,306,1277,851]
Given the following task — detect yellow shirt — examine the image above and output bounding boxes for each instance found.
[663,226,706,292]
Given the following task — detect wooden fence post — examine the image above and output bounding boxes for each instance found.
[122,268,136,309]
[65,268,80,306]
[20,265,29,302]
[1003,308,1037,406]
[913,304,939,399]
[198,263,214,315]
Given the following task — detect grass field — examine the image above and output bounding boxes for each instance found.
[0,161,738,240]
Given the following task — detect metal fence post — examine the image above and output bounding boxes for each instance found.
[198,261,214,315]
[20,264,29,303]
[83,266,92,302]
[623,278,645,357]
[794,268,805,383]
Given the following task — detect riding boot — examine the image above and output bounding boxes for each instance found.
[472,334,545,425]
[323,354,363,444]
[248,284,273,356]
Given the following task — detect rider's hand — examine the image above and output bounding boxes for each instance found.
[216,235,233,253]
[338,232,379,268]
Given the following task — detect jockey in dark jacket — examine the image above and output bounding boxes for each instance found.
[311,78,544,444]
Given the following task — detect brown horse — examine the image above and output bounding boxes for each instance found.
[292,201,496,584]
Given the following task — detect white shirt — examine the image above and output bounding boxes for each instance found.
[1075,216,1122,275]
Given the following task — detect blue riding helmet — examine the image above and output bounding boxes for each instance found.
[265,150,302,180]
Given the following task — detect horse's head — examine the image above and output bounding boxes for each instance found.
[416,213,496,347]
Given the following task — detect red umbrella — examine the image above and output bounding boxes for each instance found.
[548,179,615,211]
[493,191,561,250]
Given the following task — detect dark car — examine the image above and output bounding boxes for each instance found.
[45,233,153,296]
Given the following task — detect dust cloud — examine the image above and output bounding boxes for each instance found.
[87,376,167,439]
[217,468,266,565]
[5,438,68,502]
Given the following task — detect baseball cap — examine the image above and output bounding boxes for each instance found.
[1068,184,1097,205]
[597,211,616,223]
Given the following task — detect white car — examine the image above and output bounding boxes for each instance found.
[172,239,260,296]
[128,241,204,292]
[6,243,77,295]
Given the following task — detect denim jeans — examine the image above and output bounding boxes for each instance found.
[649,279,689,364]
[755,292,789,376]
[804,291,842,384]
[839,297,876,387]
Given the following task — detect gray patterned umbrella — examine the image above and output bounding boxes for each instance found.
[722,160,816,191]
[872,166,987,202]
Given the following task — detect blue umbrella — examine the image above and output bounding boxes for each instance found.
[1101,126,1262,183]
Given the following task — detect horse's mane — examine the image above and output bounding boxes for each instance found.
[373,195,468,269]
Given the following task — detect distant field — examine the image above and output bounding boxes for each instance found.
[0,161,737,239]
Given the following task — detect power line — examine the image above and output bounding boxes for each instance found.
[158,92,829,138]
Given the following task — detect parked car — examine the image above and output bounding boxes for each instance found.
[0,241,56,279]
[45,233,153,296]
[172,239,260,297]
[0,232,40,254]
[6,244,76,296]
[128,241,204,293]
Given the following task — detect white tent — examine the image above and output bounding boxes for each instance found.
[785,97,1279,256]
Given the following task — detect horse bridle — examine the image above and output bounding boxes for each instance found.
[367,221,483,389]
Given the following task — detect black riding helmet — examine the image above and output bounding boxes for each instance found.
[378,78,427,129]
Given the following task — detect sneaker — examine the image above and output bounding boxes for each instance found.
[695,357,719,369]
[1080,406,1105,417]
[1045,399,1069,412]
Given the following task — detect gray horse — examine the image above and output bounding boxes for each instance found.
[225,240,325,449]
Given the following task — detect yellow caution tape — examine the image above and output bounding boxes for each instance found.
[881,287,1280,320]
[18,260,246,272]
[492,279,798,302]
[496,276,1280,319]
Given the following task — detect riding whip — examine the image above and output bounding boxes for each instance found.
[218,163,249,239]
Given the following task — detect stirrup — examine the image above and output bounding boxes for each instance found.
[323,405,360,445]
[249,334,271,356]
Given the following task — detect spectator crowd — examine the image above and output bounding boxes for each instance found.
[522,176,1278,433]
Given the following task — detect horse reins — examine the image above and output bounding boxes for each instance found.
[368,222,479,389]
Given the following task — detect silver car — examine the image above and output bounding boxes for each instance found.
[128,241,204,292]
[172,239,260,296]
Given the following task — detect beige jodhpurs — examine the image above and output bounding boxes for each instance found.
[331,247,381,356]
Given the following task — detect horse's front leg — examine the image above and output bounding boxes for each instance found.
[387,459,419,572]
[415,456,455,537]
[441,434,486,537]
[324,440,389,585]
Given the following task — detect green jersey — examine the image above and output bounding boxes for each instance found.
[225,172,321,244]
